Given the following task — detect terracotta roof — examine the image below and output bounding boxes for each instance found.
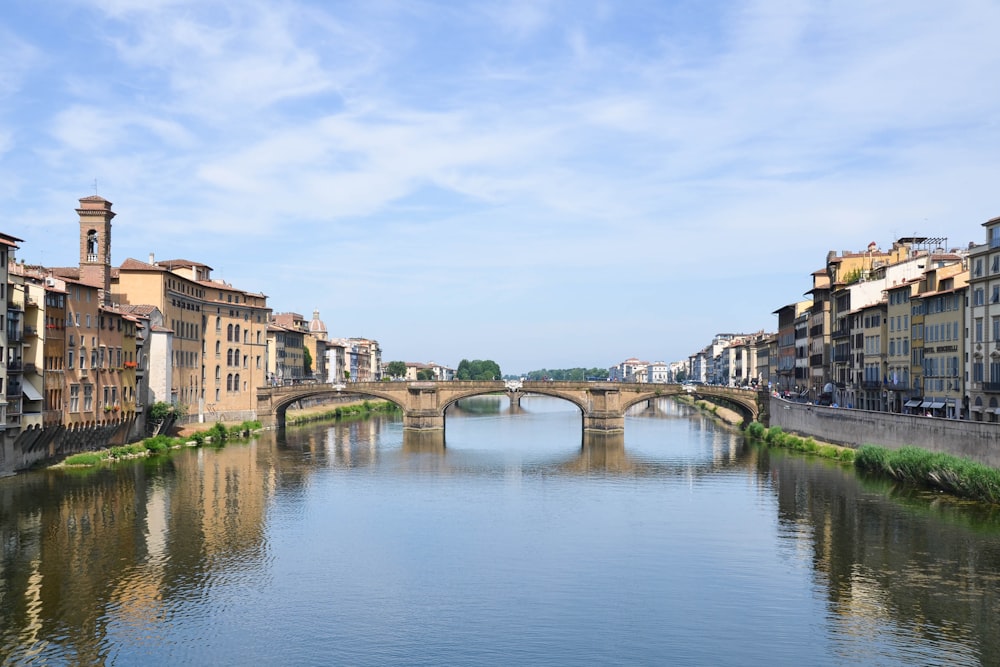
[119,257,163,271]
[119,304,160,317]
[50,267,82,280]
[157,259,213,270]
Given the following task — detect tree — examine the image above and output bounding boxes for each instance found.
[303,345,313,375]
[385,360,408,378]
[456,359,502,380]
[417,369,436,380]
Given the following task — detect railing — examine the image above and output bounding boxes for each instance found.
[861,380,882,389]
[983,382,1000,393]
[831,329,850,340]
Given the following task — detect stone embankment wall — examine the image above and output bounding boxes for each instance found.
[769,397,1000,469]
[0,418,141,476]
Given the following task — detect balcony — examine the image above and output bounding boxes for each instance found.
[832,329,850,340]
[983,382,1000,393]
[810,354,825,367]
[861,380,882,390]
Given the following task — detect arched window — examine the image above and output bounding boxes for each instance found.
[227,323,234,341]
[227,374,233,391]
[234,374,240,392]
[86,230,98,258]
[235,325,241,342]
[216,316,222,332]
[226,349,233,365]
[215,340,221,356]
[235,348,240,367]
[215,365,221,381]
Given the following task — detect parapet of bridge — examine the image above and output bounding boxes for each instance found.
[256,380,761,434]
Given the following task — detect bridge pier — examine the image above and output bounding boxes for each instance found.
[507,390,522,408]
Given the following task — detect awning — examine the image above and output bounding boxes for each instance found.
[22,381,43,401]
[919,401,932,408]
[904,399,922,408]
[970,405,984,412]
[929,401,945,409]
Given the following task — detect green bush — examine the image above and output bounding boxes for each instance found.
[854,445,1000,504]
[209,422,228,443]
[144,438,169,454]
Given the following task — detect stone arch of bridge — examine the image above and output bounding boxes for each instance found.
[686,388,759,424]
[616,386,686,413]
[266,387,408,425]
[499,388,589,415]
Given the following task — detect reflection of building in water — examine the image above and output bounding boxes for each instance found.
[0,443,276,663]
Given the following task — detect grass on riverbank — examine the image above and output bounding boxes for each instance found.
[61,419,262,467]
[746,422,1000,505]
[854,445,1000,505]
[745,423,856,464]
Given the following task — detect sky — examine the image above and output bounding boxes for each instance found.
[2,1,1000,375]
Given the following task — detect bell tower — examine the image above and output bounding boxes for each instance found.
[77,195,115,304]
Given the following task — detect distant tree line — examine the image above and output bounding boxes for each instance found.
[457,359,502,381]
[520,368,608,381]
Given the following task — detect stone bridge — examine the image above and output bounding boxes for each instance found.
[256,380,764,433]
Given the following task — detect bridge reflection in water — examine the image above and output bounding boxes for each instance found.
[258,380,762,434]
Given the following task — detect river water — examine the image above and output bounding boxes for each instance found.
[1,396,999,666]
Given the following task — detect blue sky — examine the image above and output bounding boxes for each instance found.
[3,1,1000,375]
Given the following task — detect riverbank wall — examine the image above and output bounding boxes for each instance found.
[0,418,138,476]
[769,396,1000,469]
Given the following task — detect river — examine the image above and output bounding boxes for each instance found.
[1,396,998,666]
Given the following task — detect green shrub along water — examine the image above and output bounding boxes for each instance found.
[854,445,1000,505]
[746,421,1000,505]
[61,400,400,468]
[62,419,263,468]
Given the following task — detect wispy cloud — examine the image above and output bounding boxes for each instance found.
[4,0,1000,369]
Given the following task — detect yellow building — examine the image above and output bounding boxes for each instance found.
[114,257,270,423]
[914,260,968,418]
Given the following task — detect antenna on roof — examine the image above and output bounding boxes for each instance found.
[92,177,99,195]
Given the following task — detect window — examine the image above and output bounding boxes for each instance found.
[70,385,79,412]
[83,385,93,411]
